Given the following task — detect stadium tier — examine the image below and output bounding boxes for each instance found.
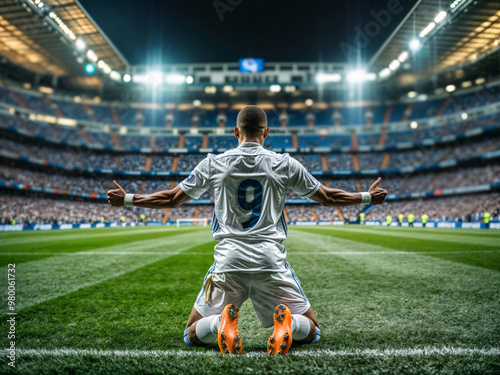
[1,82,499,228]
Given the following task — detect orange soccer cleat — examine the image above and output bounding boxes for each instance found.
[218,304,242,354]
[267,304,292,355]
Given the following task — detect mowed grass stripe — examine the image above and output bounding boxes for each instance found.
[291,227,500,271]
[0,230,214,312]
[0,226,207,253]
[341,225,500,237]
[313,226,500,247]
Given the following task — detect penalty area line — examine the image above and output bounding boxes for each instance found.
[7,347,500,358]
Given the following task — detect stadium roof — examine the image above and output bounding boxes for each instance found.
[369,0,500,83]
[0,0,128,85]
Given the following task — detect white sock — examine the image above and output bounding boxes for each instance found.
[195,314,221,344]
[291,314,312,341]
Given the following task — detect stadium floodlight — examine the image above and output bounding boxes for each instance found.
[315,73,342,83]
[73,96,82,103]
[86,49,98,62]
[146,71,163,85]
[75,38,86,51]
[410,121,418,129]
[123,74,132,83]
[407,91,417,98]
[284,85,296,93]
[269,84,281,93]
[475,77,486,85]
[417,94,428,101]
[461,112,468,120]
[223,85,234,93]
[389,59,400,71]
[193,100,201,107]
[119,126,127,135]
[132,74,147,83]
[409,39,421,51]
[305,99,314,107]
[365,73,377,81]
[185,75,194,84]
[165,74,186,84]
[445,84,456,92]
[419,22,435,38]
[204,86,217,94]
[346,70,366,83]
[379,68,391,78]
[461,80,472,88]
[434,11,447,23]
[398,51,409,63]
[110,71,121,81]
[84,63,95,75]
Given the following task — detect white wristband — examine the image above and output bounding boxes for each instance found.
[360,192,371,205]
[124,194,135,207]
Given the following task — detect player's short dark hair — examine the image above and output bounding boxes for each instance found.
[237,105,268,136]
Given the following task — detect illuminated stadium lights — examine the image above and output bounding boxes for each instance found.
[48,12,76,40]
[475,77,486,85]
[84,63,95,75]
[410,121,418,129]
[409,39,421,51]
[165,74,186,84]
[417,94,428,101]
[223,85,234,93]
[204,86,217,94]
[269,85,281,93]
[284,85,296,93]
[73,96,82,103]
[132,74,147,83]
[185,75,194,84]
[145,71,163,85]
[75,38,86,51]
[407,91,417,98]
[379,68,391,78]
[398,51,409,63]
[192,100,201,107]
[86,49,98,63]
[365,73,377,81]
[315,73,342,83]
[38,86,54,94]
[461,112,468,120]
[388,59,400,71]
[461,80,472,88]
[434,11,447,23]
[123,74,132,83]
[346,70,367,83]
[446,84,456,92]
[305,99,314,106]
[450,0,465,9]
[33,0,44,8]
[119,126,128,135]
[110,71,121,81]
[419,22,436,38]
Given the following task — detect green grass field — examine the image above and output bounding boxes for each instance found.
[1,225,499,374]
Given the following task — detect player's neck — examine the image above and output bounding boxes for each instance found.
[238,138,264,146]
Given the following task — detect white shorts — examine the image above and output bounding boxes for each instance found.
[193,261,311,328]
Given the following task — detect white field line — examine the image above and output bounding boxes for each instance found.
[1,250,497,256]
[7,347,500,358]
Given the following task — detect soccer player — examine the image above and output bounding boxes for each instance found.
[107,106,387,355]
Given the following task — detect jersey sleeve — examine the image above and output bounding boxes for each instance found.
[179,157,210,199]
[287,157,321,199]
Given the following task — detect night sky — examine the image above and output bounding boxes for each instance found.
[79,0,414,65]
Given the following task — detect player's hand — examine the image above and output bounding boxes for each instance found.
[369,177,387,205]
[107,180,126,207]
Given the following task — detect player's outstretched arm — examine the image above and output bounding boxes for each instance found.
[309,177,387,207]
[107,180,192,209]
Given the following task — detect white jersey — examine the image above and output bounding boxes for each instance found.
[180,142,320,272]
